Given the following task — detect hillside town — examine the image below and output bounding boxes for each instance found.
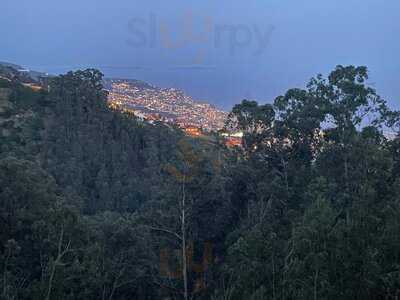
[106,79,228,132]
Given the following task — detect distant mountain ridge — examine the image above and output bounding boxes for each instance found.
[103,78,154,91]
[0,61,49,82]
[0,61,23,69]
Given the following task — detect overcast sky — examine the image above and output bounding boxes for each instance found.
[1,0,399,110]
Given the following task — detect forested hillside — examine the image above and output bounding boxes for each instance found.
[1,65,400,299]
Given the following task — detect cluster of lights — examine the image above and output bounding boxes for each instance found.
[107,80,227,132]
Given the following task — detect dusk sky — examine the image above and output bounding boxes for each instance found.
[2,0,399,110]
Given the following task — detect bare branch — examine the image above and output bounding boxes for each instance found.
[143,225,182,242]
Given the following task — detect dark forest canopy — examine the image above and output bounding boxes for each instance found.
[1,65,400,299]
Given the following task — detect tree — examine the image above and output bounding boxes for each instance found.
[226,100,275,151]
[0,157,80,299]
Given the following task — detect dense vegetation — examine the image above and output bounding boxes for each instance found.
[1,65,400,299]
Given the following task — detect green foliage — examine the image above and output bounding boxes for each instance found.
[219,65,400,300]
[0,79,12,88]
[2,65,400,299]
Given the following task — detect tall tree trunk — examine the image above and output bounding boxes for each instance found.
[271,254,276,300]
[182,178,188,300]
[45,227,64,300]
[314,269,319,300]
[45,226,70,300]
[2,248,11,298]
